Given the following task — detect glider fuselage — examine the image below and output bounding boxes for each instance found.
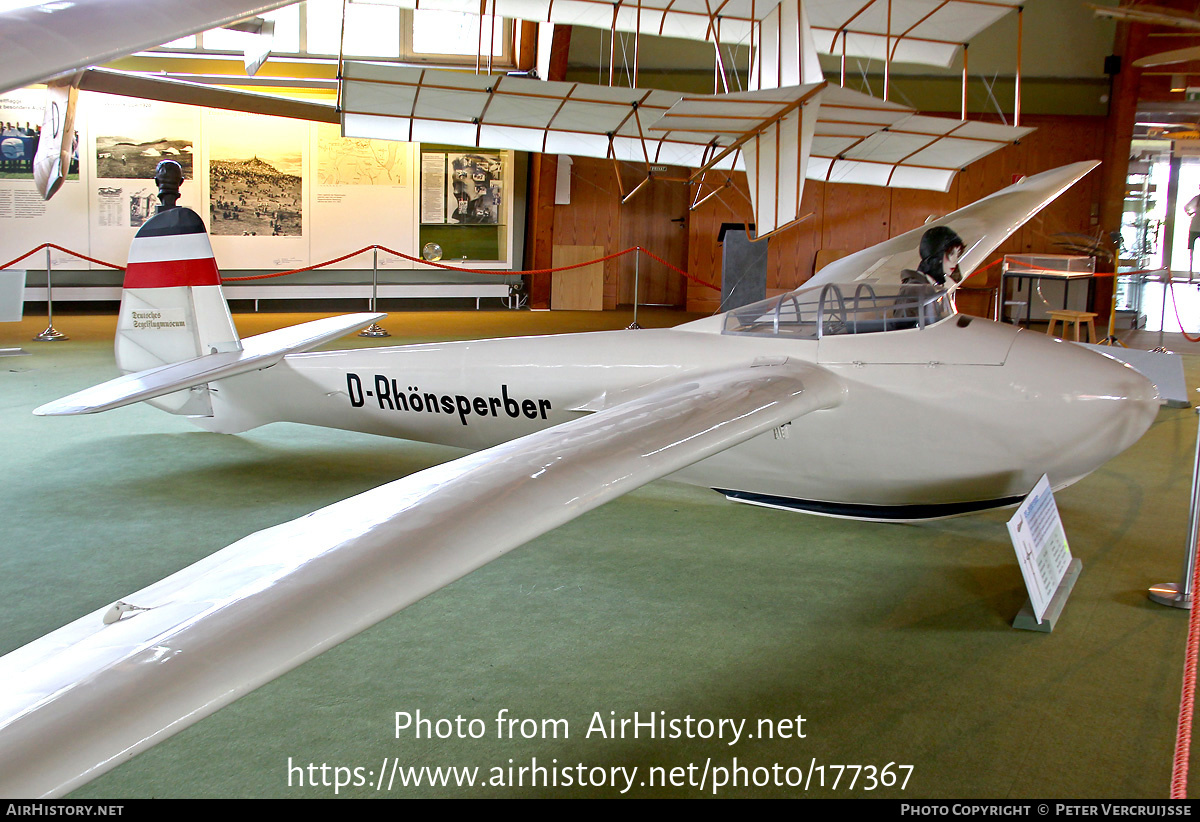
[201,313,1159,520]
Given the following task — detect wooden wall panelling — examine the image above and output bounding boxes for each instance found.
[617,170,690,306]
[686,173,753,314]
[765,178,825,293]
[820,181,891,256]
[1007,116,1107,254]
[553,157,621,308]
[536,115,1110,314]
[888,184,960,240]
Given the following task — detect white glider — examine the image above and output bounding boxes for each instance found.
[0,160,1159,797]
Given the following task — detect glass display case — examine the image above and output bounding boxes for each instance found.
[417,146,515,267]
[1001,253,1095,324]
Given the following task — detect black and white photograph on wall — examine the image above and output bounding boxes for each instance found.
[94,185,157,228]
[129,187,155,227]
[447,152,502,225]
[96,136,193,180]
[209,120,303,237]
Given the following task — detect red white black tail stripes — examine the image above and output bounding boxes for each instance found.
[124,208,220,289]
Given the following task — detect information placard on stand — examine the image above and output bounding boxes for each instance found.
[0,269,24,322]
[0,269,28,356]
[1008,474,1080,632]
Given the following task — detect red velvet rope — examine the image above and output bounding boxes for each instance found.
[224,244,719,292]
[1166,278,1200,344]
[1171,499,1200,798]
[0,243,126,272]
[1,242,721,292]
[9,243,1171,297]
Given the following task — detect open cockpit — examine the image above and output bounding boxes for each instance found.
[722,282,956,340]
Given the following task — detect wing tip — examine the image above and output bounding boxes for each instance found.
[33,400,89,416]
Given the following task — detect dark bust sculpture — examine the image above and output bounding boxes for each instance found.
[154,159,184,212]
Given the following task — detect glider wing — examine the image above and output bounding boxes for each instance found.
[0,360,843,797]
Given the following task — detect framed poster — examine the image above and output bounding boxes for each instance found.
[421,150,503,225]
[311,123,416,269]
[203,110,309,269]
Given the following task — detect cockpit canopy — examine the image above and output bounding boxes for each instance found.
[722,282,955,340]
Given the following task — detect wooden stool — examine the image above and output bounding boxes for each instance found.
[1046,309,1098,342]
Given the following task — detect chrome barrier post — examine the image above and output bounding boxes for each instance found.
[627,247,642,330]
[33,247,67,341]
[1150,406,1200,609]
[359,245,390,338]
[1153,270,1171,353]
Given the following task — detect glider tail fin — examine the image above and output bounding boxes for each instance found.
[35,205,382,423]
[116,206,241,416]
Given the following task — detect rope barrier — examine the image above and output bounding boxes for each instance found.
[7,241,1176,301]
[0,241,721,292]
[1166,275,1200,344]
[0,243,125,273]
[222,243,722,292]
[218,246,390,282]
[1171,524,1200,798]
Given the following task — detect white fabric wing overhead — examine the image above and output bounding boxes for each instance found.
[0,360,843,798]
[343,63,712,164]
[811,85,1033,190]
[805,0,1025,68]
[342,64,1031,233]
[650,83,821,235]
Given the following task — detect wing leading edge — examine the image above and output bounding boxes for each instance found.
[0,360,844,798]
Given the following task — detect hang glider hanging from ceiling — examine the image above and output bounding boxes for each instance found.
[0,0,1032,231]
[341,63,1030,235]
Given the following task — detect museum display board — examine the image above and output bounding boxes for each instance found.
[0,88,513,273]
[418,145,510,266]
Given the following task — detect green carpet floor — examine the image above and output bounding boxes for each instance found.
[0,307,1197,798]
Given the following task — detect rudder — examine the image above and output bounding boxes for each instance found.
[117,207,240,415]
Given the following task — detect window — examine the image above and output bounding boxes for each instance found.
[410,9,507,58]
[148,0,513,67]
